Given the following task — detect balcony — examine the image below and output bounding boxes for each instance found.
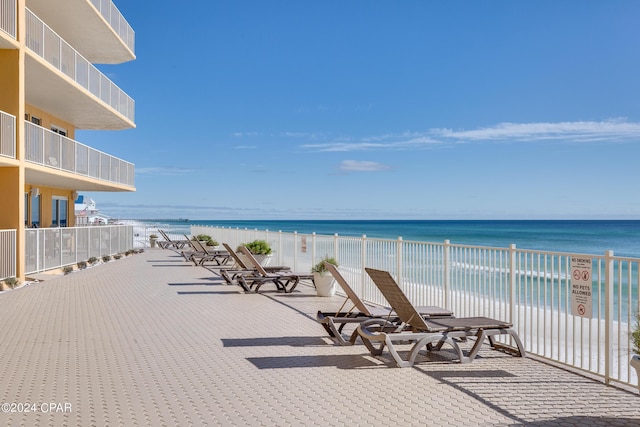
[25,8,135,129]
[0,110,16,163]
[26,0,134,64]
[25,121,135,191]
[0,0,16,45]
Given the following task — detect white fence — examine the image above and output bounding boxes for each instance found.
[89,0,135,54]
[25,225,133,274]
[0,109,15,159]
[0,0,16,39]
[193,225,640,388]
[25,8,135,122]
[25,121,135,186]
[0,229,16,281]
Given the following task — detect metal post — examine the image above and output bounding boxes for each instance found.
[509,244,517,324]
[444,240,451,310]
[396,236,403,285]
[604,250,614,385]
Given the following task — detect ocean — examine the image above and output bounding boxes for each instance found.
[132,219,640,258]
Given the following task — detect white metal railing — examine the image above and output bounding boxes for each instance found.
[193,225,640,389]
[25,8,135,122]
[0,229,17,281]
[0,0,16,39]
[90,0,135,54]
[25,225,134,274]
[0,109,15,159]
[24,121,135,187]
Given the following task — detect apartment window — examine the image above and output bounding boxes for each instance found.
[51,125,67,137]
[52,197,68,227]
[24,193,29,226]
[31,193,41,228]
[31,116,41,126]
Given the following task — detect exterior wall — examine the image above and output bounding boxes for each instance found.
[22,185,75,228]
[25,104,76,139]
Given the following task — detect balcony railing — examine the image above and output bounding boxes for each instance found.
[90,0,135,54]
[25,225,134,274]
[193,224,640,389]
[0,229,16,281]
[0,0,16,39]
[25,8,135,122]
[25,121,135,187]
[0,110,16,159]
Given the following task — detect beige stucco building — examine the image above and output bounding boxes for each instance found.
[0,0,135,281]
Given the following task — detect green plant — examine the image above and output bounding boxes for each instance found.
[114,254,123,260]
[63,265,74,274]
[311,257,339,274]
[77,261,87,269]
[102,255,111,262]
[125,249,134,256]
[240,240,272,255]
[632,312,640,355]
[206,239,219,246]
[195,234,212,242]
[3,277,18,289]
[88,256,98,265]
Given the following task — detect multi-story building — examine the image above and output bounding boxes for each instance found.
[0,0,136,281]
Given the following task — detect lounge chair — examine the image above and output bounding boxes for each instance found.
[316,262,453,345]
[235,246,314,293]
[157,229,189,249]
[218,243,291,286]
[357,268,526,367]
[186,237,231,266]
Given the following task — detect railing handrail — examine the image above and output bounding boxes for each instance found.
[25,8,135,122]
[24,121,135,187]
[0,0,16,39]
[0,109,16,159]
[90,0,135,54]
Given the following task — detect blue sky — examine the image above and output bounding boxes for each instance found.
[79,1,640,220]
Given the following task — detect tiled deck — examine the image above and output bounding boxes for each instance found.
[0,248,639,426]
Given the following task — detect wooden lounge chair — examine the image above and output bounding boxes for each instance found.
[186,237,231,266]
[157,229,189,249]
[316,262,453,345]
[357,268,526,367]
[235,246,314,293]
[218,243,291,286]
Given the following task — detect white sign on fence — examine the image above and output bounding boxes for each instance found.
[570,256,593,318]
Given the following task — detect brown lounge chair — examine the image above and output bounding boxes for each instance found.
[218,243,291,286]
[235,246,314,293]
[316,262,453,345]
[157,229,189,249]
[185,237,231,266]
[357,268,526,367]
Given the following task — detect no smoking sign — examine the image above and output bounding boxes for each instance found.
[570,257,593,318]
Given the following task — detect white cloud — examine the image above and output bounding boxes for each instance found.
[301,119,640,152]
[433,119,640,142]
[136,167,195,176]
[338,160,390,172]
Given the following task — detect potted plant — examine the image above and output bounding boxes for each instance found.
[631,312,640,391]
[311,257,339,297]
[149,234,159,247]
[239,240,272,266]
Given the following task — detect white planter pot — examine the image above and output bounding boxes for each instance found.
[313,272,336,297]
[631,354,640,391]
[238,253,272,267]
[252,254,272,266]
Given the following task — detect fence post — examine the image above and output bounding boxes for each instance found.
[396,236,403,285]
[361,235,367,291]
[278,231,283,265]
[510,244,517,324]
[333,233,339,260]
[293,231,298,271]
[604,250,614,385]
[444,240,451,310]
[311,232,316,267]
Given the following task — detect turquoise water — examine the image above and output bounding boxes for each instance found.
[148,219,640,258]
